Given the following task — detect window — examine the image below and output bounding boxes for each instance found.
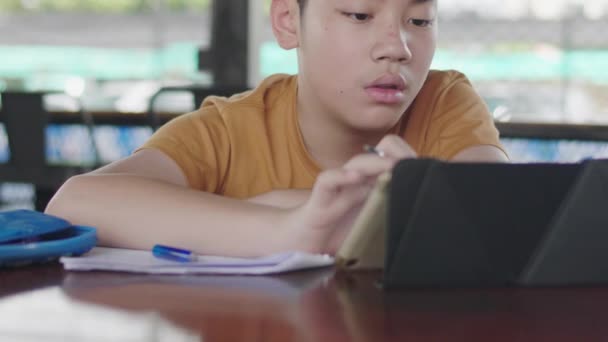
[0,0,212,112]
[0,0,213,167]
[254,0,608,125]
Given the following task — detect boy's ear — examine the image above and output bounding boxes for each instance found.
[271,0,300,50]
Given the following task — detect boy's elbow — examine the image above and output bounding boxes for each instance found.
[45,174,88,216]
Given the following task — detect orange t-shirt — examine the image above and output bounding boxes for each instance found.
[140,70,505,198]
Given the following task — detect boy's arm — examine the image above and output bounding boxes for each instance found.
[46,147,396,257]
[45,149,291,257]
[247,189,311,208]
[452,145,509,162]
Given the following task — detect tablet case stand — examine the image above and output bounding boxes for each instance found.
[384,159,608,289]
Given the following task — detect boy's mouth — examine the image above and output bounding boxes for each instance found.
[366,74,407,91]
[365,74,407,105]
[375,84,399,90]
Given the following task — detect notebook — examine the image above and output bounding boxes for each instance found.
[61,247,334,275]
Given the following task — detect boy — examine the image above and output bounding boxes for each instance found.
[46,0,508,257]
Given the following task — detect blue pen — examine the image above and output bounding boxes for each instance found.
[152,244,198,262]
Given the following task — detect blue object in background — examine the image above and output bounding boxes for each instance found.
[0,124,152,209]
[2,123,608,166]
[501,138,608,163]
[0,124,9,163]
[0,123,151,167]
[44,124,152,166]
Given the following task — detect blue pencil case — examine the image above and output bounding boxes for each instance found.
[0,209,97,267]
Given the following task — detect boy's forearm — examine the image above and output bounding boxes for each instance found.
[45,174,299,257]
[247,189,311,208]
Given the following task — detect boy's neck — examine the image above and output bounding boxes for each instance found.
[296,84,386,170]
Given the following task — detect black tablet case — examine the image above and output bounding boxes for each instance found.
[383,159,608,289]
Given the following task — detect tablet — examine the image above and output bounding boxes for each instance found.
[335,172,391,270]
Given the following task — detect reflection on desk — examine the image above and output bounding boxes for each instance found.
[62,270,332,342]
[0,286,200,342]
[4,263,608,341]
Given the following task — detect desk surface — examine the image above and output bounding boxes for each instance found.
[2,263,608,341]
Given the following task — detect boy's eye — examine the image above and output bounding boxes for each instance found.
[408,18,433,27]
[344,12,372,22]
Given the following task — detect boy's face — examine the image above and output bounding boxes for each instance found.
[294,0,438,132]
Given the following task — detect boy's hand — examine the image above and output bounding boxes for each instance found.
[283,135,417,255]
[373,134,417,160]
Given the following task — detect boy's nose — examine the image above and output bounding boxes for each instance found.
[371,31,413,64]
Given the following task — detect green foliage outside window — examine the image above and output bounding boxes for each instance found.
[0,0,211,13]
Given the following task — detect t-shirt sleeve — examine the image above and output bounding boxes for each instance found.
[136,107,230,192]
[425,73,507,160]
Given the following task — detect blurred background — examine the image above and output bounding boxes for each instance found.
[1,0,607,209]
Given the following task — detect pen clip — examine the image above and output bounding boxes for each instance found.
[363,144,385,158]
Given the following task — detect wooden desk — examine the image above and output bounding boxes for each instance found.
[2,263,608,341]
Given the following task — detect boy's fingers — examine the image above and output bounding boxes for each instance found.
[343,154,397,176]
[312,169,364,204]
[325,182,371,218]
[313,183,372,229]
[311,169,373,220]
[376,134,417,159]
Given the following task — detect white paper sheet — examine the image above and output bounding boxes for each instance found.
[61,247,335,275]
